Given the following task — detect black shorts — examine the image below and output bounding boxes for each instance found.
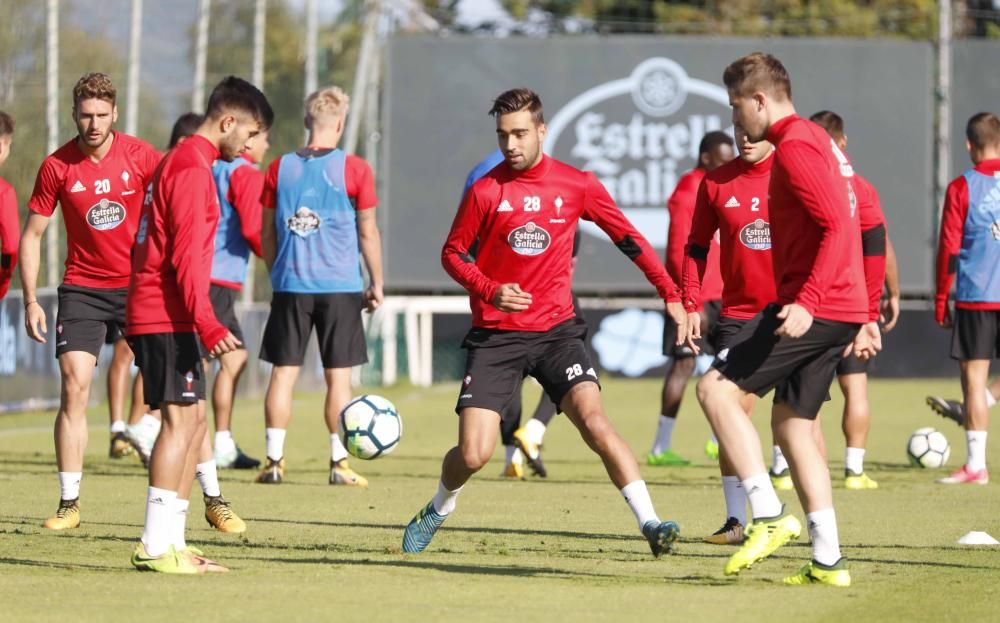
[210,284,245,345]
[128,333,205,405]
[664,300,720,357]
[836,352,869,375]
[55,285,127,359]
[713,304,860,419]
[709,315,748,354]
[951,308,1000,360]
[260,292,368,368]
[456,319,599,425]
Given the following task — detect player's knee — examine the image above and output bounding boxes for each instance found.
[459,443,491,471]
[578,411,613,444]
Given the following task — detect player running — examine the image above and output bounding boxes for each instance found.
[933,111,1000,486]
[649,131,733,467]
[694,54,878,587]
[401,88,688,556]
[682,126,776,545]
[127,76,271,574]
[20,73,160,530]
[255,85,383,487]
[0,111,18,300]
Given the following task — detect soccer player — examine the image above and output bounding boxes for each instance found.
[683,126,776,545]
[255,85,382,487]
[933,111,1000,486]
[401,88,688,556]
[694,53,878,587]
[0,111,18,300]
[127,76,271,573]
[649,131,733,467]
[208,126,269,470]
[20,73,161,530]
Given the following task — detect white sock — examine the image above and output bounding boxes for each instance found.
[772,445,789,473]
[196,460,221,497]
[331,433,348,463]
[110,420,126,434]
[265,428,286,461]
[650,415,677,455]
[741,473,783,520]
[214,430,236,453]
[140,413,161,433]
[58,472,82,501]
[806,508,842,566]
[171,498,190,551]
[621,480,659,531]
[986,388,997,409]
[525,418,547,445]
[710,433,718,444]
[967,430,988,472]
[721,475,747,526]
[141,487,177,557]
[505,445,523,465]
[431,480,462,515]
[845,447,866,475]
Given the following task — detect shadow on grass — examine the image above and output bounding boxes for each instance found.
[0,556,124,572]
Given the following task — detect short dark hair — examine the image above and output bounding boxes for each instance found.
[204,76,274,130]
[73,72,117,108]
[699,131,734,158]
[489,88,544,125]
[966,112,1000,151]
[167,112,204,149]
[723,52,792,100]
[809,110,845,143]
[0,111,13,137]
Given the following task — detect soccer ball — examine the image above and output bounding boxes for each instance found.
[906,427,950,468]
[340,395,402,460]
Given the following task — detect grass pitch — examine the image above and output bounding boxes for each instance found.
[2,377,999,622]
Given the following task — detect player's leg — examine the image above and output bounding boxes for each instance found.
[325,366,368,486]
[650,354,695,465]
[513,389,548,477]
[194,413,246,533]
[500,389,525,478]
[839,371,878,489]
[258,365,300,483]
[208,285,258,469]
[107,335,134,458]
[704,391,756,545]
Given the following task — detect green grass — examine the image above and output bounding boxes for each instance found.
[2,378,999,622]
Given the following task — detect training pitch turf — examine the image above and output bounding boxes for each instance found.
[1,378,999,622]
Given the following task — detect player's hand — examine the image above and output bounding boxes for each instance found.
[937,301,954,329]
[24,300,47,343]
[492,283,532,312]
[665,301,688,346]
[683,311,702,354]
[209,332,242,357]
[880,294,900,332]
[849,321,882,360]
[364,283,384,312]
[775,303,813,338]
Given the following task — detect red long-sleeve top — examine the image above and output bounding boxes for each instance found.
[666,167,722,305]
[0,177,18,298]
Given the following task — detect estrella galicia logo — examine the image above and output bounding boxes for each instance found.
[739,219,771,250]
[287,207,322,238]
[508,221,551,256]
[86,198,126,231]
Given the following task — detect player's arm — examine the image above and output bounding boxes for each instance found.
[229,165,264,257]
[682,182,719,350]
[20,158,62,341]
[357,208,384,312]
[166,169,232,353]
[934,177,968,328]
[881,235,900,331]
[0,184,20,298]
[260,159,279,271]
[441,186,502,306]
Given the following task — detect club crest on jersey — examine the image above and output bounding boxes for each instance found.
[287,207,322,238]
[739,219,771,250]
[86,198,126,231]
[508,221,551,256]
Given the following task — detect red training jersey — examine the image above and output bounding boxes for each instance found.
[853,172,888,321]
[683,154,776,320]
[934,158,1000,322]
[127,135,227,351]
[211,156,264,290]
[261,151,378,211]
[666,168,722,304]
[0,176,18,299]
[765,116,867,324]
[28,132,161,289]
[443,155,679,332]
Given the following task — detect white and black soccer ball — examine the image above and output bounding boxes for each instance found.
[907,427,950,468]
[340,394,402,460]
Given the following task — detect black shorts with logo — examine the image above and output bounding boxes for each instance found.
[128,332,205,405]
[664,299,721,358]
[210,284,245,346]
[55,285,127,359]
[260,292,368,368]
[456,319,599,424]
[951,308,1000,360]
[713,303,860,419]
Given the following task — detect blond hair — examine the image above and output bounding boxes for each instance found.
[305,86,350,128]
[723,52,791,101]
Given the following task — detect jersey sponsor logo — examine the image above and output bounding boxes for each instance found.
[507,221,551,256]
[86,198,127,231]
[739,219,771,250]
[497,199,513,212]
[287,207,322,238]
[724,196,741,208]
[70,180,87,193]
